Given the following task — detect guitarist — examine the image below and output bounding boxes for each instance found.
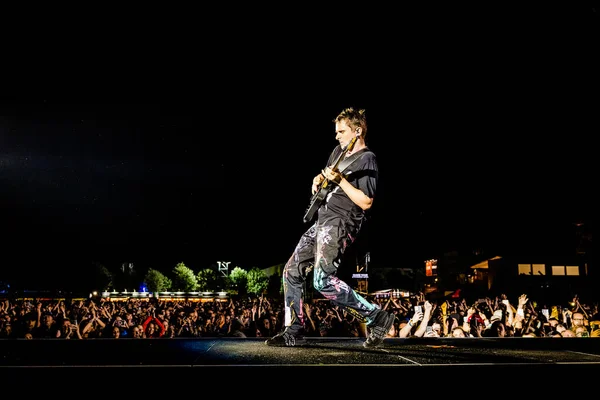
[266,107,394,348]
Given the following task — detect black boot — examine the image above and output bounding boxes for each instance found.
[364,310,394,348]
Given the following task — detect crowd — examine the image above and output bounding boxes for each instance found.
[1,292,598,339]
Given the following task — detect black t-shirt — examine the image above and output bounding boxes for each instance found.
[317,145,377,228]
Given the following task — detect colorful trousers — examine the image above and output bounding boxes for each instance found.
[282,215,381,331]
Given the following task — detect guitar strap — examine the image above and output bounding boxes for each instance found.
[337,148,370,173]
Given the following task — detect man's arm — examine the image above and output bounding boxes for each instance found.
[322,167,373,211]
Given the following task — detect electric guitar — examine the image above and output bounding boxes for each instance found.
[302,136,358,224]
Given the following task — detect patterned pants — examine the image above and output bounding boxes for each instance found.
[282,215,381,331]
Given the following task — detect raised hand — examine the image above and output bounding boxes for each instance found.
[518,294,528,306]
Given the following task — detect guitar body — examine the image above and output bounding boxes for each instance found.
[302,136,358,224]
[303,181,332,223]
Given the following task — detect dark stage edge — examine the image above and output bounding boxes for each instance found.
[3,338,600,393]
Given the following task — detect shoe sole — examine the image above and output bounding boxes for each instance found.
[265,338,308,347]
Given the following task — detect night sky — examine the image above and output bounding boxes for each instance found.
[1,6,593,288]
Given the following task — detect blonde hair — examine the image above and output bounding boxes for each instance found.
[334,107,367,138]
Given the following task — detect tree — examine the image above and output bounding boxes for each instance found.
[172,262,198,292]
[247,267,269,296]
[144,268,172,293]
[228,266,248,295]
[196,268,217,292]
[90,262,113,292]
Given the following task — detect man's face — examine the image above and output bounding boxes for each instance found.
[572,313,585,326]
[335,119,357,148]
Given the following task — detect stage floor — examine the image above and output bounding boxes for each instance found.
[3,337,600,392]
[3,336,600,366]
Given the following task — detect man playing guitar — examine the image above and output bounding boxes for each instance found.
[266,107,394,348]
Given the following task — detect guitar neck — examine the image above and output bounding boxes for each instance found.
[331,137,357,171]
